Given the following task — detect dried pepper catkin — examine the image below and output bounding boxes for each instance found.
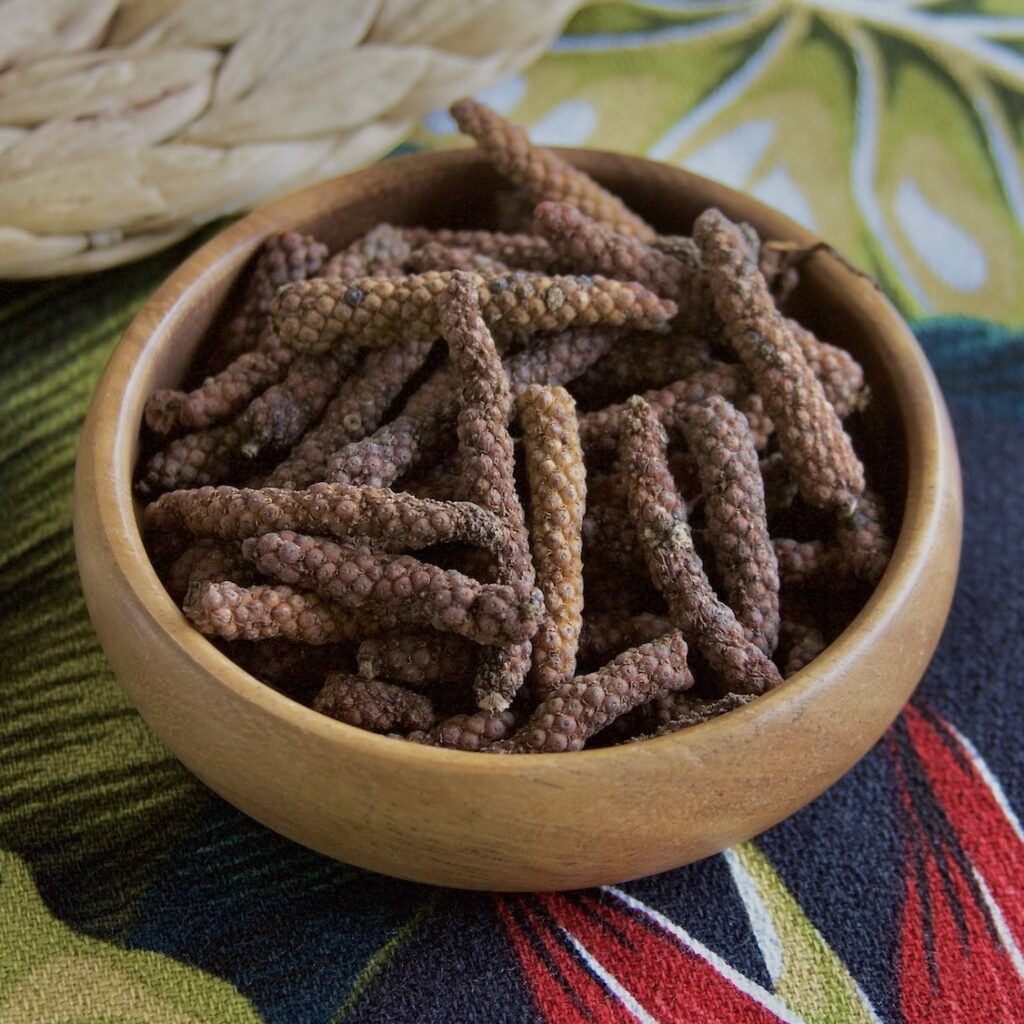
[263,337,435,489]
[242,531,543,647]
[407,242,511,275]
[146,482,507,555]
[517,384,587,697]
[322,223,413,280]
[533,201,714,333]
[165,538,250,604]
[145,326,294,436]
[137,419,247,497]
[505,632,693,753]
[186,580,388,644]
[271,271,676,355]
[408,710,520,751]
[215,230,329,363]
[239,348,353,457]
[357,632,477,689]
[441,274,534,712]
[620,396,783,695]
[696,208,865,515]
[137,98,891,752]
[676,396,780,656]
[404,227,557,271]
[451,98,656,240]
[313,675,437,734]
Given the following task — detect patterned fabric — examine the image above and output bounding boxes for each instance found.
[2,5,1024,1022]
[417,2,1024,324]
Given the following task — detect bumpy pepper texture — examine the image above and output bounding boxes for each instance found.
[517,384,587,698]
[676,396,780,656]
[506,632,694,753]
[620,396,783,695]
[451,97,656,240]
[441,274,534,712]
[242,531,543,647]
[696,208,865,515]
[271,271,675,354]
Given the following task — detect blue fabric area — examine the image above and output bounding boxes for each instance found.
[127,799,427,1024]
[914,317,1024,423]
[123,317,1023,1024]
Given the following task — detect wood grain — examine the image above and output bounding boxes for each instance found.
[73,149,962,890]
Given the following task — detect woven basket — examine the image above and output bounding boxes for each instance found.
[0,0,580,278]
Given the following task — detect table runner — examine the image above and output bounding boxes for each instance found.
[2,5,1023,1021]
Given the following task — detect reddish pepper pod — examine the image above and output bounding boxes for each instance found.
[164,538,250,604]
[632,693,758,740]
[451,98,656,240]
[407,710,521,752]
[215,230,329,364]
[403,227,557,272]
[137,419,248,497]
[533,201,714,334]
[322,223,414,280]
[186,580,391,645]
[145,480,509,553]
[620,396,783,695]
[357,632,478,689]
[263,336,435,489]
[577,612,674,667]
[505,632,694,753]
[406,242,511,275]
[676,395,780,657]
[239,349,353,457]
[313,675,437,734]
[241,531,543,648]
[145,326,295,436]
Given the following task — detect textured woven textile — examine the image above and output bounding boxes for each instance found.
[3,5,1024,1022]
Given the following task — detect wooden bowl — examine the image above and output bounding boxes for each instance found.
[74,149,962,891]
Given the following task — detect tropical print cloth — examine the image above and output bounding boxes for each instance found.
[2,4,1024,1022]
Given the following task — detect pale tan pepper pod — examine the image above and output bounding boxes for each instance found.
[271,271,676,354]
[450,98,656,241]
[516,384,587,699]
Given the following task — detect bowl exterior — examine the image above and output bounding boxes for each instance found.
[74,150,962,890]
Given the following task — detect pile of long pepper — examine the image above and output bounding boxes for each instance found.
[137,98,892,754]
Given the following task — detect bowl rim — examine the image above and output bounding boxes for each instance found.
[76,146,961,776]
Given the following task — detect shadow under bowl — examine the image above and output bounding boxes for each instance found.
[74,149,962,891]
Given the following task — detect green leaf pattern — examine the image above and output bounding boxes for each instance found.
[416,0,1024,321]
